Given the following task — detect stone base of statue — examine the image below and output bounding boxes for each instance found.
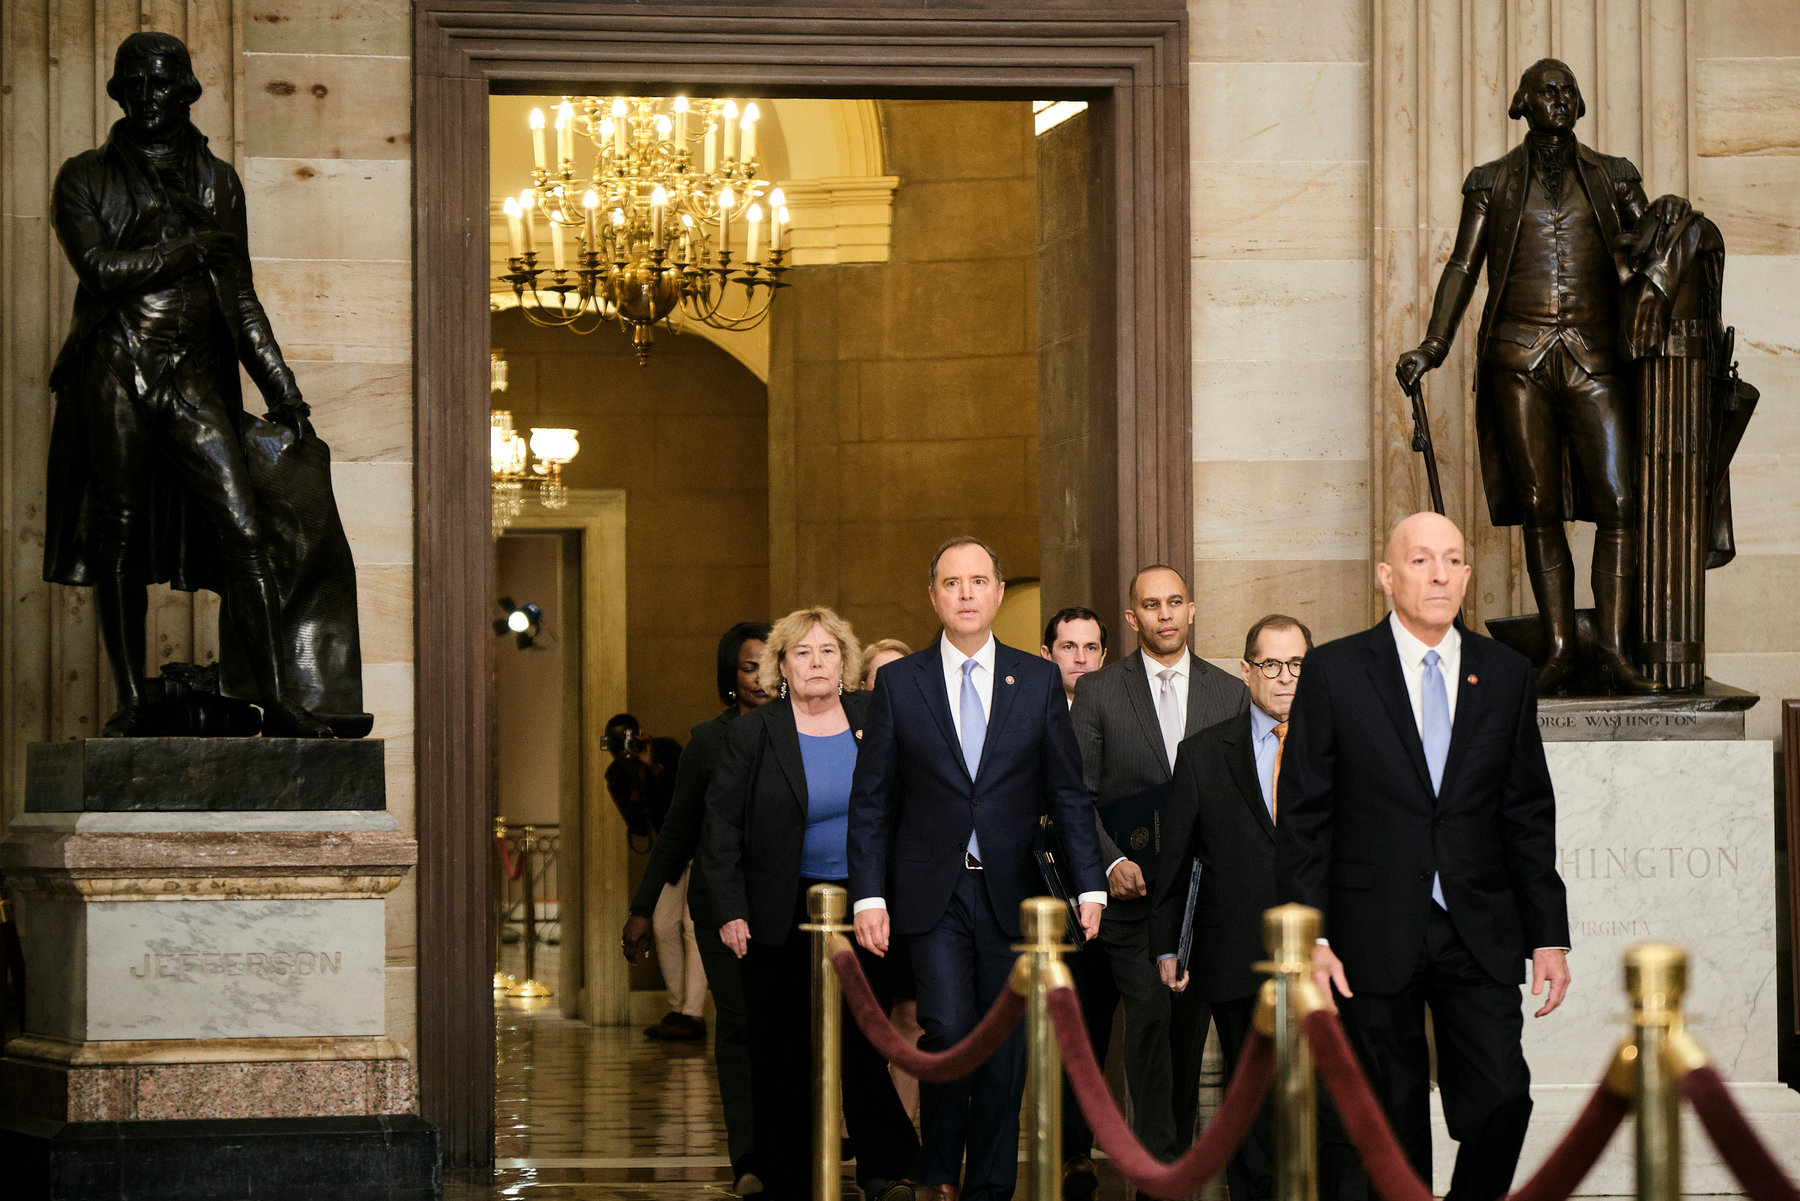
[0,739,436,1200]
[1425,699,1800,1192]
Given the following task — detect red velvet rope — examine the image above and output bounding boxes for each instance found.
[1303,1009,1630,1201]
[495,835,525,882]
[1683,1065,1800,1201]
[832,947,1025,1082]
[1049,986,1274,1199]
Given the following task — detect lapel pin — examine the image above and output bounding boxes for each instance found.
[1005,675,1015,685]
[1467,674,1478,685]
[854,729,863,740]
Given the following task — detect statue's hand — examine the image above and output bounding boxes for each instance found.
[269,401,314,445]
[1395,347,1439,391]
[1651,194,1693,227]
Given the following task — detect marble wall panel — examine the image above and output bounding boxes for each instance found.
[242,52,411,161]
[1706,555,1800,654]
[241,1,412,57]
[857,358,1038,442]
[1190,63,1370,163]
[839,439,1034,521]
[865,260,1033,359]
[1721,254,1800,350]
[1191,558,1372,658]
[331,462,414,567]
[1192,260,1370,365]
[889,178,1038,262]
[1694,156,1800,256]
[1719,454,1800,556]
[1192,361,1370,462]
[296,361,411,461]
[1731,354,1800,452]
[244,158,411,261]
[1192,460,1369,562]
[1191,162,1370,260]
[79,898,386,1040]
[1188,0,1370,63]
[362,664,415,826]
[1528,740,1776,1082]
[1694,57,1800,158]
[354,563,415,665]
[252,259,411,363]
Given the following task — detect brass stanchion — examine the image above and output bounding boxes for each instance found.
[1256,904,1327,1201]
[507,824,551,998]
[1018,897,1074,1201]
[1626,944,1690,1201]
[802,883,852,1201]
[493,816,516,991]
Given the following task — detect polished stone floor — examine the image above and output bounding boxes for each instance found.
[446,945,1139,1201]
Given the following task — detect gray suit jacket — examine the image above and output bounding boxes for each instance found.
[1070,648,1249,923]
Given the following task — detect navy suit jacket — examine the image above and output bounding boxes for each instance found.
[847,637,1105,939]
[1275,618,1570,991]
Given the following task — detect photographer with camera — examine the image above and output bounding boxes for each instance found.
[603,713,699,1039]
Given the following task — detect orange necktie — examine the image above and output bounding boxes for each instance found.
[1270,721,1288,823]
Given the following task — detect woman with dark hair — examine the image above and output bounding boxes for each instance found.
[704,608,918,1201]
[620,620,771,1194]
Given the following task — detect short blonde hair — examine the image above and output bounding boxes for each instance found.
[760,606,863,696]
[858,638,914,690]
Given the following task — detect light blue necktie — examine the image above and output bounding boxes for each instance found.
[961,659,987,859]
[1422,648,1450,909]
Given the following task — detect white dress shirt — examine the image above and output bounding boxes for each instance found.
[853,632,1107,914]
[1388,611,1461,733]
[1249,701,1281,817]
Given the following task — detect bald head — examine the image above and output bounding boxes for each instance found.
[1377,512,1472,644]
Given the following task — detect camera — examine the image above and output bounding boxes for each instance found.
[601,729,646,755]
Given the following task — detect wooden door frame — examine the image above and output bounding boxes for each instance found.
[413,0,1191,1166]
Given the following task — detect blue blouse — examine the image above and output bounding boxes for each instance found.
[798,729,858,879]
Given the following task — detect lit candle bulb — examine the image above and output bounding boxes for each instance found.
[611,208,626,258]
[721,100,739,162]
[745,203,762,264]
[740,102,759,163]
[673,96,689,145]
[703,112,718,173]
[598,116,613,155]
[518,190,536,255]
[718,186,734,254]
[656,114,672,144]
[504,196,524,258]
[529,108,547,171]
[773,204,787,253]
[612,97,628,155]
[556,101,574,165]
[650,185,668,250]
[582,189,600,251]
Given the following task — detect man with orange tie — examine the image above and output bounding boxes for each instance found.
[1151,615,1363,1201]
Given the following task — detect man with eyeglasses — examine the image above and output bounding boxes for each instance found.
[1150,615,1362,1201]
[1061,565,1248,1194]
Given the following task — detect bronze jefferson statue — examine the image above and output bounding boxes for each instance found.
[47,33,369,738]
[1397,59,1674,696]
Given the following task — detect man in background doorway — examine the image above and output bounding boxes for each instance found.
[1041,606,1108,708]
[1062,566,1247,1196]
[605,713,700,1040]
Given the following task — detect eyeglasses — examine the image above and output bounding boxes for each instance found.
[1247,658,1304,679]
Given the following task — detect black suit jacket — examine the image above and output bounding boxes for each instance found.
[1070,650,1248,920]
[847,638,1104,939]
[701,692,871,946]
[1275,618,1570,991]
[1150,709,1274,1002]
[630,707,734,928]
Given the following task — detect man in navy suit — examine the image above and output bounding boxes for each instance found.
[849,536,1106,1201]
[1277,512,1571,1201]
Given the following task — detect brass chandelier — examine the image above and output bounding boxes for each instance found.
[491,350,580,537]
[500,96,791,365]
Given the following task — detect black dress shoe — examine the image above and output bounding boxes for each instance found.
[102,703,157,738]
[1062,1157,1099,1201]
[863,1178,915,1201]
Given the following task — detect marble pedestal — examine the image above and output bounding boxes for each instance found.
[1427,736,1800,1194]
[0,739,435,1200]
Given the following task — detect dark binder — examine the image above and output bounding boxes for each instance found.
[1033,816,1087,948]
[1098,780,1170,873]
[1174,857,1203,976]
